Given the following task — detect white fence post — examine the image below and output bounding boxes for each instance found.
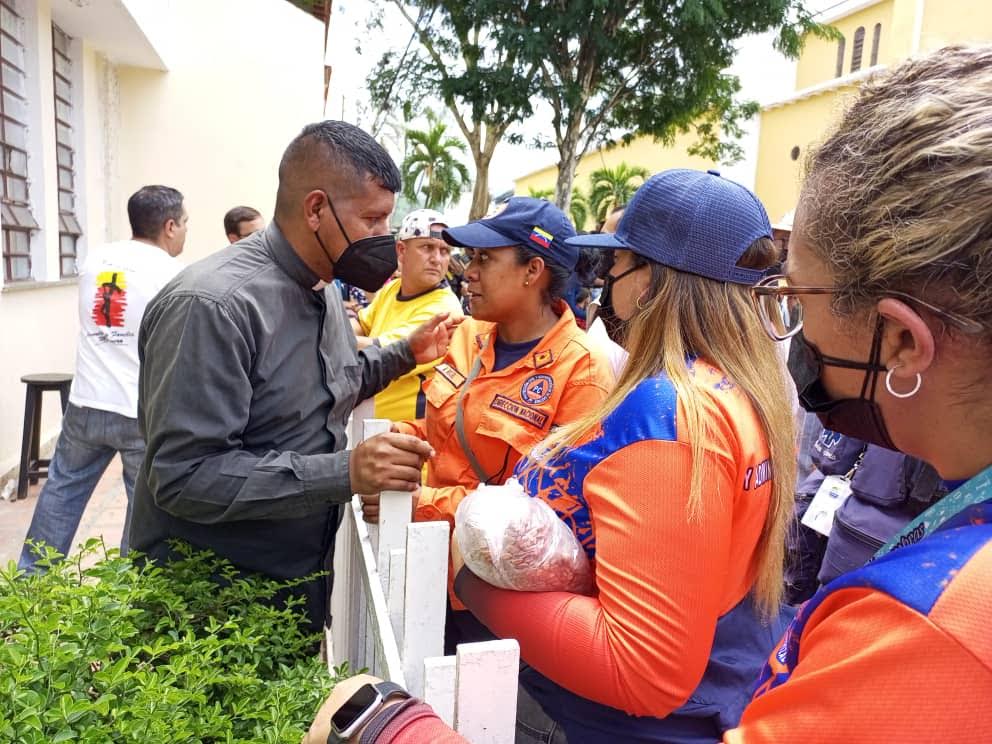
[329,416,519,737]
[423,655,457,728]
[401,521,449,697]
[362,418,412,595]
[454,639,520,744]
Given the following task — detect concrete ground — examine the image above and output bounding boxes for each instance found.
[0,456,127,566]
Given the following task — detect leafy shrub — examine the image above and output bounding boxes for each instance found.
[0,540,343,743]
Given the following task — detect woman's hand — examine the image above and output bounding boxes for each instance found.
[301,673,385,744]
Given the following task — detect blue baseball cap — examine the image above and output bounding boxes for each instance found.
[566,169,772,285]
[443,197,578,271]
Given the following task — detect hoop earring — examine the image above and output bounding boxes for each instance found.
[885,368,922,399]
[636,293,649,311]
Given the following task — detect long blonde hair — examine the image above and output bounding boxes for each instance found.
[534,239,796,616]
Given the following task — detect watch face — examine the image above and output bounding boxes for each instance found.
[331,684,381,734]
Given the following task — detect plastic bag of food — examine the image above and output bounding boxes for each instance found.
[454,479,593,594]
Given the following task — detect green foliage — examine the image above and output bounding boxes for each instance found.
[402,112,472,210]
[526,187,554,199]
[588,164,650,225]
[517,0,835,205]
[568,188,590,232]
[0,540,343,743]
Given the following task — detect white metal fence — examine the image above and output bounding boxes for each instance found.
[327,411,519,742]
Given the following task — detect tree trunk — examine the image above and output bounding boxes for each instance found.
[469,160,490,220]
[554,116,584,215]
[468,131,498,221]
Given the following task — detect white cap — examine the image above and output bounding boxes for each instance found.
[398,208,448,240]
[771,209,795,232]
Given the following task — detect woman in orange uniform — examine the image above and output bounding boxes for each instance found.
[362,197,613,651]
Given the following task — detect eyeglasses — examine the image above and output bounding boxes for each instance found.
[750,274,984,341]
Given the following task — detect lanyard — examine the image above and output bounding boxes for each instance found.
[873,462,992,559]
[454,343,490,483]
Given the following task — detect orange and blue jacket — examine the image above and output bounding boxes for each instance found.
[395,304,613,604]
[451,360,790,738]
[725,497,992,743]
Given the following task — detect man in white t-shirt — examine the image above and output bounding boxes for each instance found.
[19,185,187,570]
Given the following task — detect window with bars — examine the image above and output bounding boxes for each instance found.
[870,23,882,67]
[835,35,847,77]
[851,26,866,73]
[53,23,80,278]
[1,0,38,282]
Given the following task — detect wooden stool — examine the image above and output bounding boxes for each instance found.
[17,373,73,501]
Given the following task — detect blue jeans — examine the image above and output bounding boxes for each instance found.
[18,403,144,571]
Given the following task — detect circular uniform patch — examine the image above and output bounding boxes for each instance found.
[521,373,554,405]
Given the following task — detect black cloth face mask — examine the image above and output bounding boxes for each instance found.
[597,264,642,346]
[787,318,898,450]
[314,191,397,292]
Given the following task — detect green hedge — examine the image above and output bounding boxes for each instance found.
[0,540,345,743]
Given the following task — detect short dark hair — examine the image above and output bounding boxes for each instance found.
[128,185,184,240]
[223,205,262,236]
[275,120,401,217]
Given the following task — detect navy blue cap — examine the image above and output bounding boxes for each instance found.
[443,197,578,272]
[565,169,772,285]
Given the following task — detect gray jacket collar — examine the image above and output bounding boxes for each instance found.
[263,221,322,289]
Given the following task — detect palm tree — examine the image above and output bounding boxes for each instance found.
[527,186,554,199]
[402,112,472,210]
[588,163,650,226]
[569,188,590,232]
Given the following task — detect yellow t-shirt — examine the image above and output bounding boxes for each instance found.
[357,278,464,422]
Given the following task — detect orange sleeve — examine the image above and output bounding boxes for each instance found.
[394,418,427,440]
[724,587,992,743]
[556,376,613,425]
[457,440,738,717]
[415,483,469,530]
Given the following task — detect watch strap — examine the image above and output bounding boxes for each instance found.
[358,697,419,744]
[373,681,411,702]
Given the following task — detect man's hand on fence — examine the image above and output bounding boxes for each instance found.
[350,433,432,495]
[360,488,420,524]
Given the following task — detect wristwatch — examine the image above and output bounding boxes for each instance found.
[327,680,411,743]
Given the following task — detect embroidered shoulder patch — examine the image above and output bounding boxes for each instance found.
[533,349,554,368]
[490,394,549,429]
[521,374,554,405]
[435,363,466,389]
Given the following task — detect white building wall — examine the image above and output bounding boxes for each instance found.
[0,0,324,478]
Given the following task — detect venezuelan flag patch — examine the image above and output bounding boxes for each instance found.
[529,226,553,248]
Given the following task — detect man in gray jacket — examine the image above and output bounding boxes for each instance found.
[131,121,458,630]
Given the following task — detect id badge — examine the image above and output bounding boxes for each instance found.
[801,475,853,537]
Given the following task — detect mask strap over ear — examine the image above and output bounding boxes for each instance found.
[322,191,353,246]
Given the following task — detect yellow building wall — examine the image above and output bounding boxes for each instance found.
[795,0,895,89]
[514,132,713,229]
[920,0,992,51]
[754,85,861,225]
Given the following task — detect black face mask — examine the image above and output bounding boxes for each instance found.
[597,264,641,346]
[787,319,898,450]
[314,191,397,292]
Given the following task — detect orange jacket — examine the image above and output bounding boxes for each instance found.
[396,304,613,603]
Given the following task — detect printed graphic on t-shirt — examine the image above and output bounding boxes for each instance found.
[91,271,128,327]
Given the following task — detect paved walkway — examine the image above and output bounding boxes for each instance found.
[0,457,127,566]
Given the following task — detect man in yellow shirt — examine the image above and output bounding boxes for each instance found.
[351,209,464,421]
